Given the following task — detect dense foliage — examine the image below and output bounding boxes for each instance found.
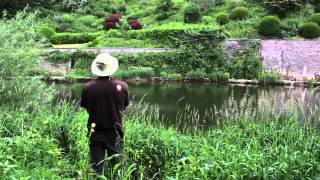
[183,3,201,23]
[258,16,281,36]
[216,13,229,25]
[299,22,320,39]
[309,13,320,25]
[51,32,100,44]
[264,0,303,17]
[230,6,249,20]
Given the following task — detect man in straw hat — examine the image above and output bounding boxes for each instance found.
[80,53,129,176]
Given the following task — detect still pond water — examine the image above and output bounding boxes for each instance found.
[54,82,320,128]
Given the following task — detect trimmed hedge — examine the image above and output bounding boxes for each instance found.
[230,7,249,20]
[299,22,320,39]
[37,26,56,39]
[128,23,223,47]
[216,13,229,25]
[258,16,281,36]
[50,32,100,44]
[310,13,320,26]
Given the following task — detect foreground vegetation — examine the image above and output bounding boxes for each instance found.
[1,6,320,180]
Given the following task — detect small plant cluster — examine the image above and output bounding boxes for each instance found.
[213,6,249,26]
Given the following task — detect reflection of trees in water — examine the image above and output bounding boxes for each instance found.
[54,82,320,128]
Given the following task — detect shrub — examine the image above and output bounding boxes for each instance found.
[113,67,155,79]
[50,33,100,44]
[230,6,249,20]
[37,26,56,39]
[128,23,222,47]
[299,22,320,39]
[309,13,320,26]
[216,13,229,25]
[259,71,279,82]
[208,71,230,81]
[106,29,124,37]
[264,0,302,17]
[258,16,281,36]
[183,3,201,23]
[155,0,174,17]
[160,71,182,80]
[202,16,213,25]
[104,13,121,30]
[128,19,143,30]
[186,70,207,78]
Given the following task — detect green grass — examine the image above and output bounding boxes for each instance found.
[1,83,320,179]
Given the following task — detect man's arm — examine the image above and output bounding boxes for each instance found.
[80,87,87,109]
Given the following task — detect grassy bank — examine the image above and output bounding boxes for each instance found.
[1,85,320,179]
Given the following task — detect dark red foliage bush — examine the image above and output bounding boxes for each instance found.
[128,19,143,30]
[104,13,122,30]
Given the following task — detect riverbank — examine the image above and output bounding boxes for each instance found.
[47,76,320,87]
[2,95,320,179]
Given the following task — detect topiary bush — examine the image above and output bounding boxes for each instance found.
[183,3,201,23]
[258,16,281,36]
[37,26,56,39]
[230,6,249,20]
[309,13,320,26]
[216,13,229,25]
[299,22,320,39]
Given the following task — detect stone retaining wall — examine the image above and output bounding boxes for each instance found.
[225,39,320,80]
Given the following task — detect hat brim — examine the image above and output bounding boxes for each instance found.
[91,55,119,76]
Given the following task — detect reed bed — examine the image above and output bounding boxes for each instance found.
[1,86,320,179]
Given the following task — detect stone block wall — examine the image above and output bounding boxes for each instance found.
[225,39,320,80]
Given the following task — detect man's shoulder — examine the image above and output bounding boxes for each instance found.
[84,80,98,89]
[111,79,128,90]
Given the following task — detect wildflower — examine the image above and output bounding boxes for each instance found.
[90,129,95,133]
[91,123,96,128]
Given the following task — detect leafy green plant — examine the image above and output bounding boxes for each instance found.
[202,16,213,25]
[216,13,229,25]
[299,22,320,39]
[258,16,281,36]
[37,26,56,39]
[315,3,320,13]
[258,71,279,82]
[106,29,125,38]
[183,3,201,23]
[309,13,320,26]
[230,6,249,20]
[186,70,207,78]
[113,67,155,79]
[208,71,230,81]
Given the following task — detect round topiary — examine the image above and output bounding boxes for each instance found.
[183,3,201,23]
[309,13,320,26]
[230,6,249,20]
[216,13,229,25]
[299,22,320,39]
[258,16,281,36]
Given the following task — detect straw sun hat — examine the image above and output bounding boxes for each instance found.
[91,53,119,76]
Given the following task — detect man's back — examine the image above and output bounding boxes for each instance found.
[80,77,129,132]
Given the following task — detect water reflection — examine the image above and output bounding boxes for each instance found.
[53,82,320,128]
